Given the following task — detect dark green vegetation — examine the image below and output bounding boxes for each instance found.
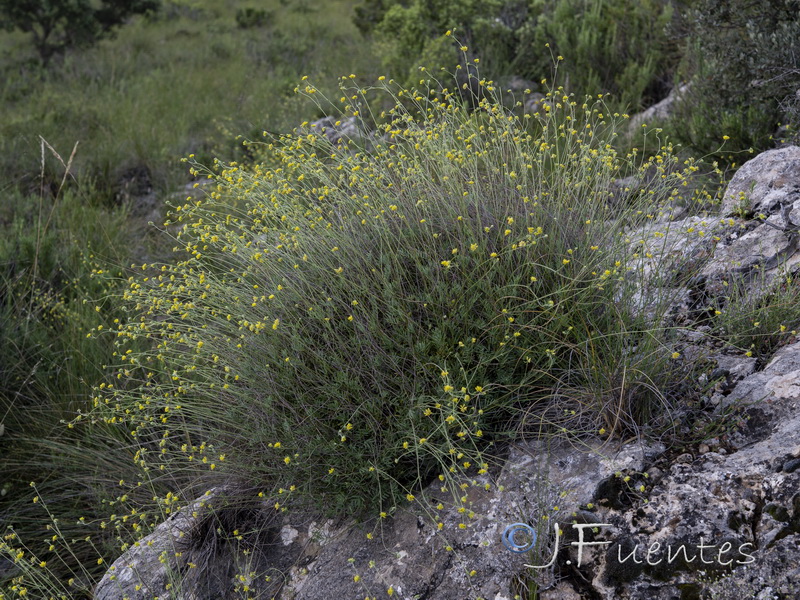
[1,0,799,597]
[357,0,799,157]
[356,0,677,111]
[672,0,800,160]
[0,0,160,65]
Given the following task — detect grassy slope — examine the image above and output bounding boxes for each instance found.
[0,0,375,194]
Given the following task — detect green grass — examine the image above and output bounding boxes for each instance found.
[710,271,800,360]
[0,0,377,195]
[0,175,148,589]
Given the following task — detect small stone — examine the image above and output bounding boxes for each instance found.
[698,444,711,454]
[782,458,800,473]
[281,525,299,546]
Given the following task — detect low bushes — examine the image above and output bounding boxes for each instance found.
[669,0,800,163]
[356,0,678,112]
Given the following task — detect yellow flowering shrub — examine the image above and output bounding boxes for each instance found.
[86,73,707,516]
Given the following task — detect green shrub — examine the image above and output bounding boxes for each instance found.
[711,271,800,360]
[514,0,677,112]
[80,72,707,520]
[357,0,678,112]
[670,0,800,161]
[235,7,272,29]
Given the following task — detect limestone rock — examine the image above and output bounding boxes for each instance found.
[704,223,795,275]
[628,83,690,132]
[627,215,725,285]
[589,342,800,599]
[308,116,362,147]
[721,145,800,216]
[93,488,297,600]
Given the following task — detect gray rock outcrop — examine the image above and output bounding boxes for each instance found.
[721,145,800,217]
[308,116,362,147]
[628,83,691,132]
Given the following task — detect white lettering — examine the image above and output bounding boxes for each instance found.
[697,538,716,564]
[646,541,662,566]
[524,521,561,569]
[737,543,756,565]
[617,541,643,564]
[570,523,612,566]
[666,544,696,564]
[717,541,733,566]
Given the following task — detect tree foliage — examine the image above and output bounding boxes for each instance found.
[0,0,160,65]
